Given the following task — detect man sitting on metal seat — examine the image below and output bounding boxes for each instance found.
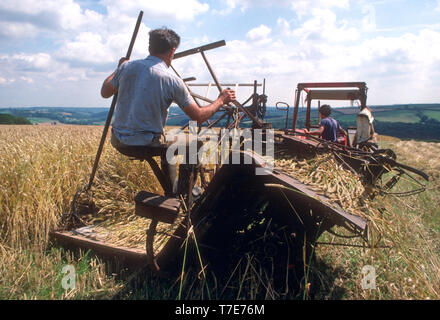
[305,104,347,143]
[101,27,235,195]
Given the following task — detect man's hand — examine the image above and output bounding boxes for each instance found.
[218,88,236,105]
[118,57,129,67]
[183,88,237,124]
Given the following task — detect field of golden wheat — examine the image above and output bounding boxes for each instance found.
[0,124,438,299]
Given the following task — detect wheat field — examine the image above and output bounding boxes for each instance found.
[0,124,439,299]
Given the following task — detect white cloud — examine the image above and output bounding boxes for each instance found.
[56,32,115,65]
[246,24,272,41]
[102,0,209,22]
[212,0,238,15]
[0,0,100,38]
[1,53,53,71]
[361,4,376,32]
[0,22,38,39]
[0,0,208,40]
[20,76,34,83]
[0,0,208,71]
[214,0,292,14]
[174,25,440,106]
[277,17,292,37]
[1,0,440,107]
[290,0,349,18]
[293,8,359,43]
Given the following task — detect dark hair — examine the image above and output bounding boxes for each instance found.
[148,27,180,55]
[319,104,332,117]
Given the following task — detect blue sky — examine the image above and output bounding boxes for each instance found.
[1,0,440,107]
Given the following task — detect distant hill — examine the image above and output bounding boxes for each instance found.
[0,113,32,125]
[1,103,439,140]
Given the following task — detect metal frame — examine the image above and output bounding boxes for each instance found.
[172,40,264,129]
[292,82,368,131]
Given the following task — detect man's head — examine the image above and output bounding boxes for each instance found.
[319,104,332,118]
[148,28,180,65]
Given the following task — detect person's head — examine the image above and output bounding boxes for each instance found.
[148,27,180,66]
[319,104,332,118]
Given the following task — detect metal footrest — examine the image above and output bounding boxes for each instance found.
[134,191,181,224]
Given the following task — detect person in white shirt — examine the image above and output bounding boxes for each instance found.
[353,105,377,150]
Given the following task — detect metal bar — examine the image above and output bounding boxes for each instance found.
[306,95,311,130]
[173,40,226,60]
[170,66,212,126]
[200,50,222,93]
[189,91,214,104]
[146,219,159,271]
[252,80,257,109]
[268,171,368,232]
[292,88,301,131]
[232,100,262,127]
[170,65,203,108]
[240,93,255,107]
[227,113,245,130]
[188,83,261,87]
[207,111,228,129]
[297,82,367,89]
[87,11,143,191]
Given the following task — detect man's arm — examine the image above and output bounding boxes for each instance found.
[182,89,235,124]
[305,126,324,136]
[101,58,128,98]
[101,72,117,98]
[338,125,347,136]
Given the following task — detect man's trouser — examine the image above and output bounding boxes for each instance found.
[110,132,202,196]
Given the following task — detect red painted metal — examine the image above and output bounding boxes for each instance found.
[291,82,368,132]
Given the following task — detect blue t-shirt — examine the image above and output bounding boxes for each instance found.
[320,117,340,142]
[110,56,194,146]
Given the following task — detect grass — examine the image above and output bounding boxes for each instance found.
[422,110,440,122]
[311,137,440,299]
[27,117,57,124]
[0,124,438,299]
[334,110,421,124]
[0,125,158,299]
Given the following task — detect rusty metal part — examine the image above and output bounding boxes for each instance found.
[50,230,148,267]
[134,191,181,224]
[173,40,226,60]
[146,219,160,271]
[267,169,367,233]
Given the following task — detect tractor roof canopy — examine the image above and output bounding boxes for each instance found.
[292,82,368,130]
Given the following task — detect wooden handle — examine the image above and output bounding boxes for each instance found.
[87,11,144,191]
[125,11,144,59]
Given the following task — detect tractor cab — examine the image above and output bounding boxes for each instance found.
[285,82,368,148]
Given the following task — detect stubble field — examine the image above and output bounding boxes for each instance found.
[0,125,438,299]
